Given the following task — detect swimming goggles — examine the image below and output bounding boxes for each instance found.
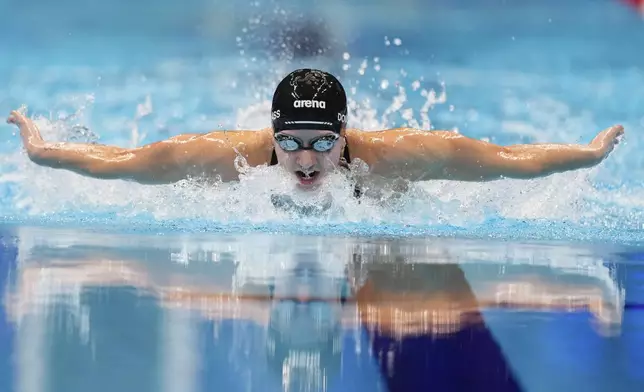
[274,133,340,153]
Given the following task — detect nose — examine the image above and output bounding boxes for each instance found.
[296,150,317,170]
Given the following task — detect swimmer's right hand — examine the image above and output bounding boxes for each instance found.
[6,108,263,184]
[7,110,23,125]
[6,109,46,160]
[6,110,30,126]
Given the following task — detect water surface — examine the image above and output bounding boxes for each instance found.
[2,225,643,391]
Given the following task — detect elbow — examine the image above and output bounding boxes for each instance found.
[83,160,146,181]
[491,160,547,180]
[83,162,118,178]
[88,161,178,184]
[28,147,62,168]
[516,161,547,178]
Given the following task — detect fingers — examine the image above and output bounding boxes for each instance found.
[6,110,24,125]
[610,125,625,146]
[614,125,625,138]
[609,124,624,137]
[592,125,624,145]
[602,125,626,156]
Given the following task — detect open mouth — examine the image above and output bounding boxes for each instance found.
[295,170,320,185]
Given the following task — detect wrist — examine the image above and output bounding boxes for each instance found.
[26,141,48,162]
[589,145,605,163]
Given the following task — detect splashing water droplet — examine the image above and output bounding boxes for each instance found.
[234,154,250,175]
[358,59,368,76]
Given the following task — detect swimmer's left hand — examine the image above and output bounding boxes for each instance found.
[590,125,624,160]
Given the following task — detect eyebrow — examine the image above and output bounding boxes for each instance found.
[276,133,335,141]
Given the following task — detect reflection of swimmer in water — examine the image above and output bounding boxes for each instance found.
[8,252,622,391]
[8,69,624,194]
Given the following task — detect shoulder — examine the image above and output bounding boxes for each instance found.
[202,128,273,143]
[345,127,456,139]
[197,128,273,152]
[343,128,399,168]
[345,127,454,150]
[221,128,274,165]
[344,127,456,171]
[169,128,273,167]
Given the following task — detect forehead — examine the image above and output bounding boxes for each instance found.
[276,129,336,140]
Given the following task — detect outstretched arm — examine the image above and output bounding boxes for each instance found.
[7,110,273,184]
[349,125,624,181]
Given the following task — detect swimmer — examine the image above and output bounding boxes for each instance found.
[7,68,624,191]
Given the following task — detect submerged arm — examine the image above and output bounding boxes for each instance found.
[351,126,624,181]
[7,110,272,184]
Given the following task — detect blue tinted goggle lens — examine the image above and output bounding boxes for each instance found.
[275,134,339,152]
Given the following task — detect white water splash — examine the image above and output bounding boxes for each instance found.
[0,45,642,231]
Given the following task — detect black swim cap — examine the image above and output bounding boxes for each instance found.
[271,68,348,134]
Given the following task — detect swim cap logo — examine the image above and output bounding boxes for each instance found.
[292,70,327,87]
[290,70,329,99]
[293,99,326,109]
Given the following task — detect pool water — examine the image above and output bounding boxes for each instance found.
[1,226,644,392]
[1,0,644,390]
[1,0,643,240]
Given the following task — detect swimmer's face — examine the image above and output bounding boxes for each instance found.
[273,129,346,189]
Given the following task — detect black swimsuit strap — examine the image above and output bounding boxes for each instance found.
[343,144,352,164]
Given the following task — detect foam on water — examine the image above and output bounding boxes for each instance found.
[1,36,643,241]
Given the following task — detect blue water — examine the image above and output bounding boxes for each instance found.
[1,227,644,391]
[2,0,644,390]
